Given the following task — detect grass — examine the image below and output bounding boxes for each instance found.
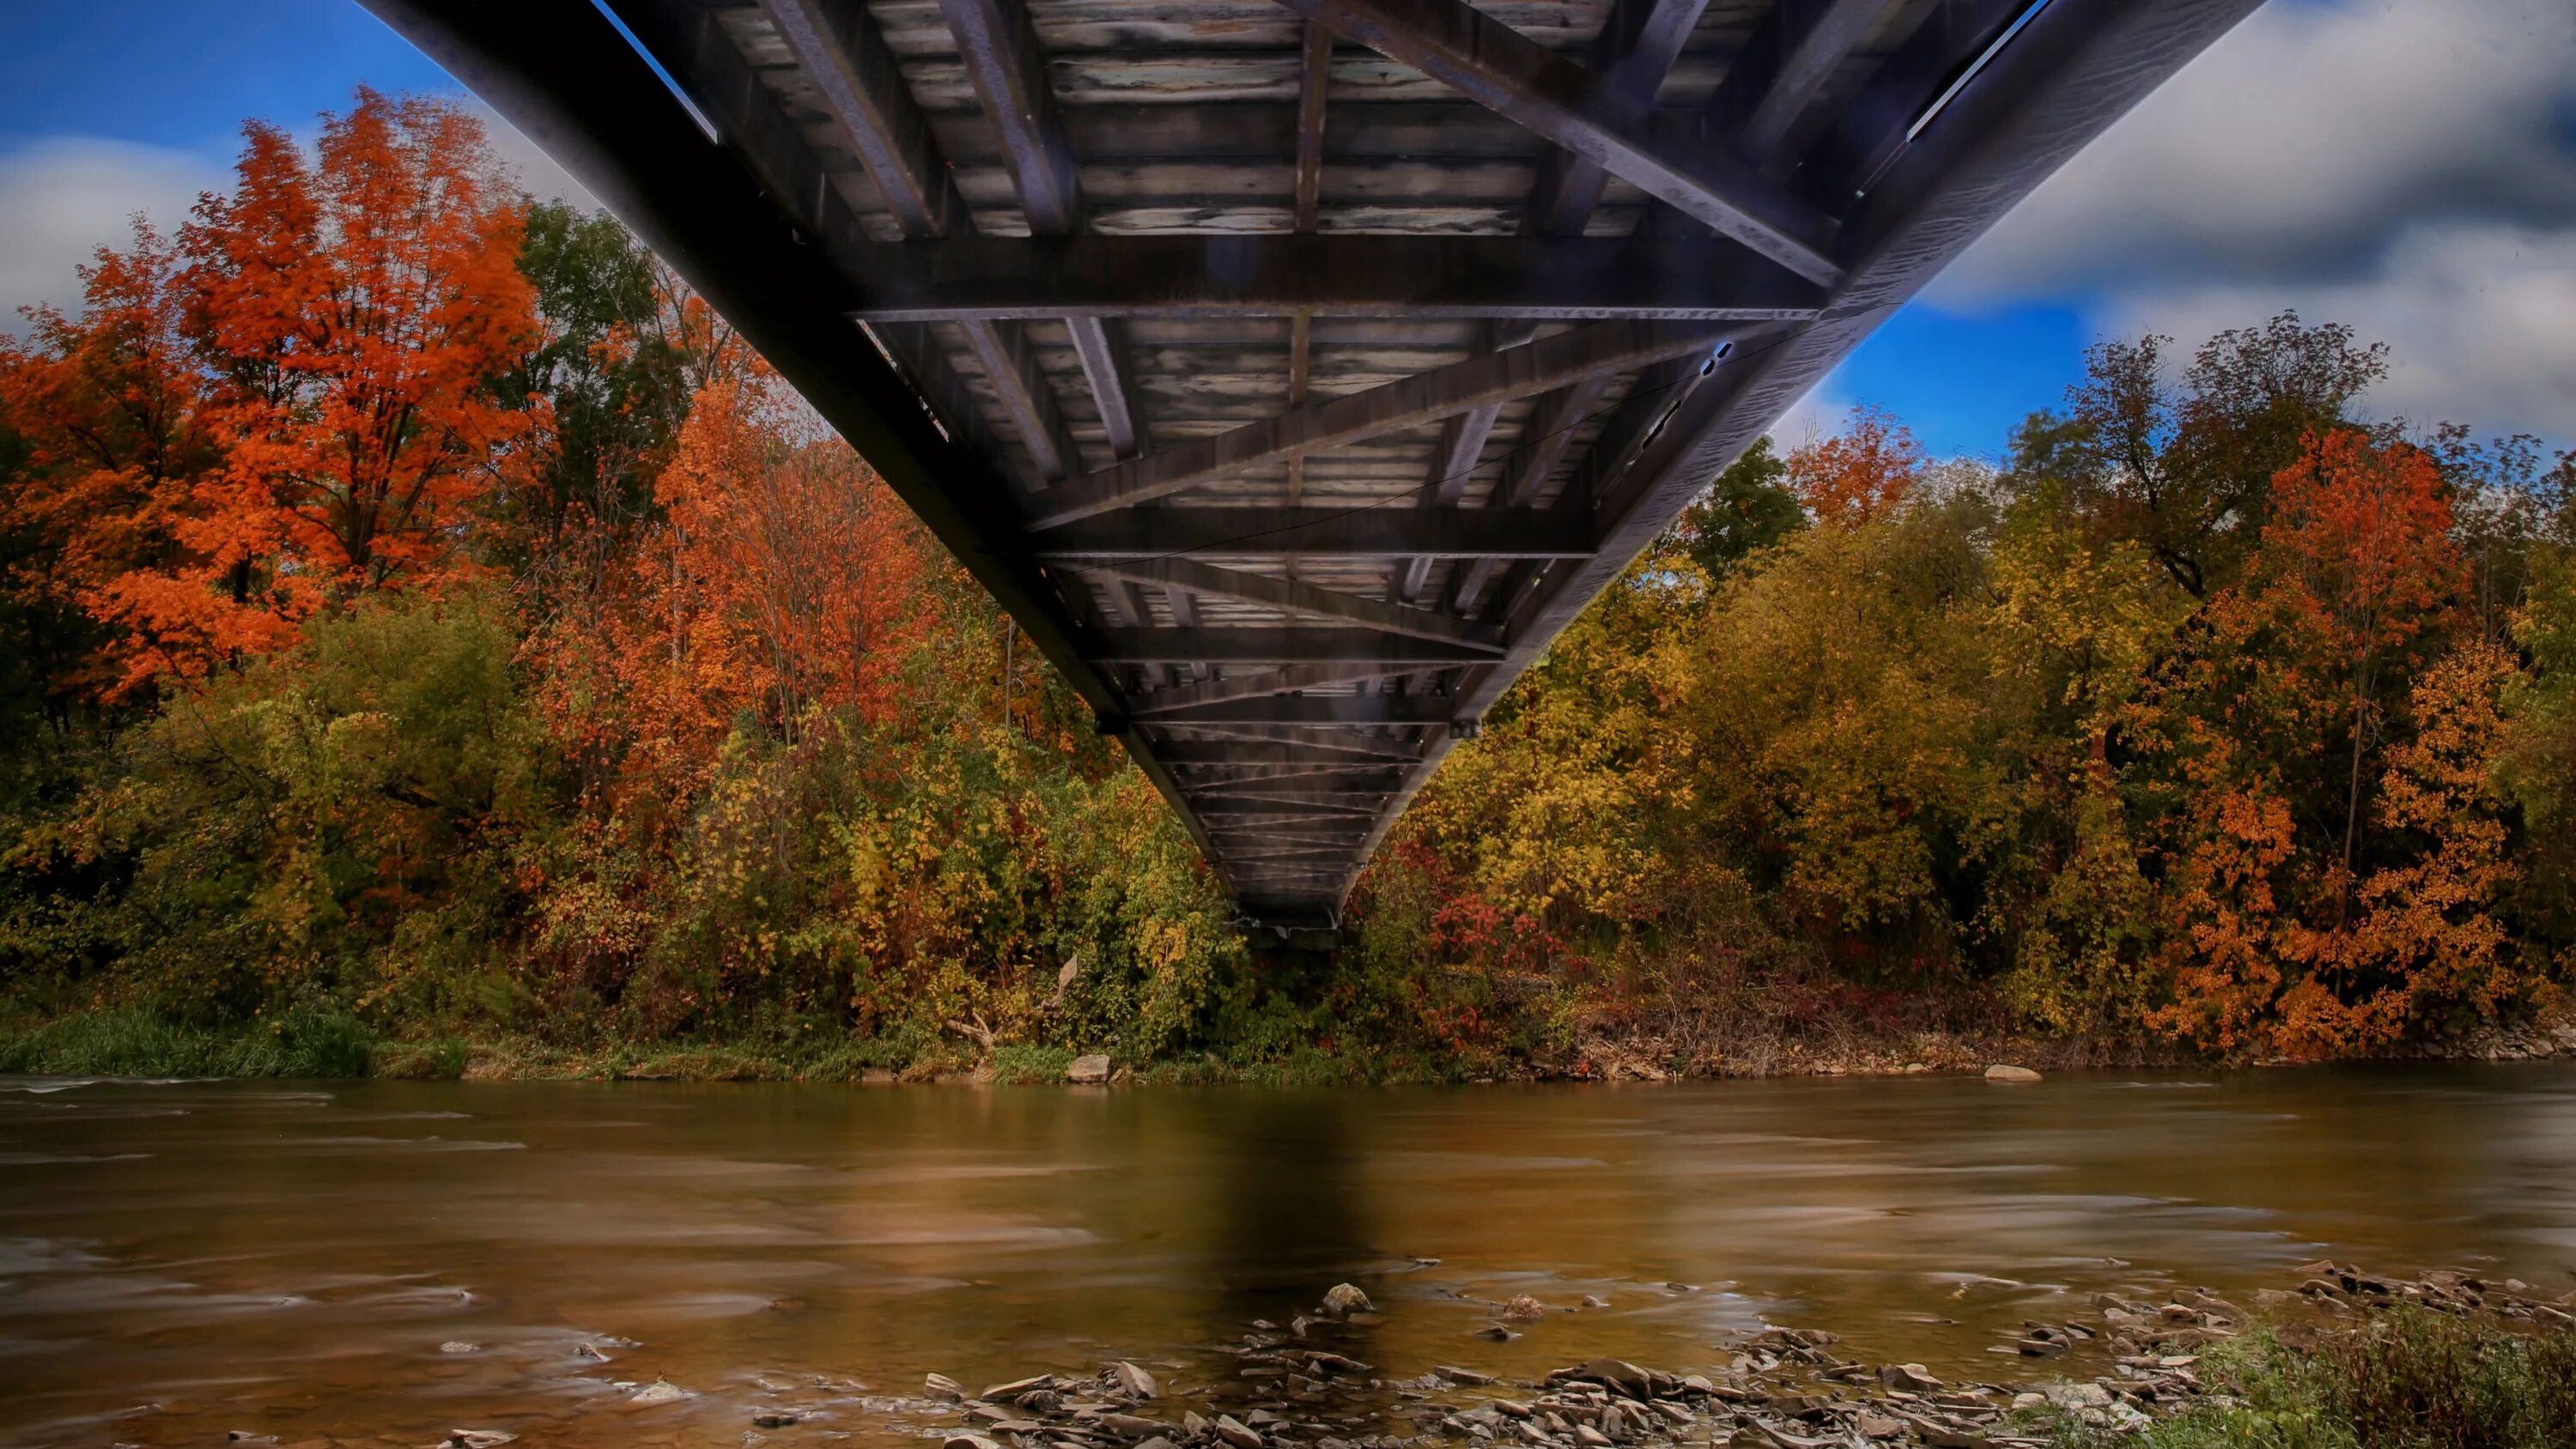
[2043,1310,2576,1449]
[0,1004,377,1078]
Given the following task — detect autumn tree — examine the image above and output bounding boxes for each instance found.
[487,199,744,579]
[0,222,216,717]
[2044,312,2389,597]
[538,378,932,825]
[98,88,537,689]
[1785,405,1923,527]
[1670,434,1805,579]
[2131,429,2501,1054]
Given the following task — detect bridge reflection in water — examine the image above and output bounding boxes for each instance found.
[364,0,2262,931]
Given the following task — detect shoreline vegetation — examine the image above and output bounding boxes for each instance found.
[7,92,2576,1088]
[3,999,2571,1086]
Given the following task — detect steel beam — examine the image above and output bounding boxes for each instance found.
[1139,693,1457,727]
[1124,663,1434,713]
[1524,0,1711,237]
[1088,628,1495,664]
[1030,320,1729,528]
[840,234,1826,323]
[1086,557,1504,648]
[1032,505,1593,561]
[1267,0,1843,283]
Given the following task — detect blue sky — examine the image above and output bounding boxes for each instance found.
[3,1,2569,461]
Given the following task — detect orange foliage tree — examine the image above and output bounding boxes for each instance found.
[2136,428,2510,1055]
[538,377,932,827]
[0,222,216,711]
[1787,404,1923,526]
[96,89,536,689]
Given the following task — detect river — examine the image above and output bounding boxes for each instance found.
[6,1064,2574,1446]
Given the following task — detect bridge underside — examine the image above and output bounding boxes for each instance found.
[370,0,2259,930]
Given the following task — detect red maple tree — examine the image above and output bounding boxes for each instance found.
[94,88,537,690]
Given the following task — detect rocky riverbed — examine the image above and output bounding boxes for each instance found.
[450,1264,2576,1449]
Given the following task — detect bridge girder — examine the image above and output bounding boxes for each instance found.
[363,0,2266,930]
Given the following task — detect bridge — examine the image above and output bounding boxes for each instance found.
[368,0,2260,932]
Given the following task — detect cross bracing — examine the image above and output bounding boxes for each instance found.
[365,0,2264,931]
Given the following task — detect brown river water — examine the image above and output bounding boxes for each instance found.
[5,1065,2576,1448]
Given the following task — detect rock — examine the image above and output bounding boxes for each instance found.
[2008,1393,2045,1411]
[1068,1054,1114,1085]
[1563,1360,1654,1397]
[1097,1415,1170,1436]
[1183,1411,1210,1435]
[1984,1064,2043,1083]
[1215,1415,1265,1449]
[983,1376,1054,1401]
[1501,1294,1546,1322]
[926,1373,968,1402]
[1133,1438,1177,1449]
[1572,1428,1613,1448]
[1473,1325,1518,1342]
[225,1435,278,1446]
[1878,1363,1943,1392]
[1109,1361,1162,1399]
[440,1341,479,1355]
[1856,1416,1904,1441]
[1320,1283,1373,1318]
[944,1436,1003,1449]
[1580,1294,1610,1308]
[574,1343,612,1361]
[1434,1366,1495,1385]
[630,1379,690,1405]
[447,1433,516,1449]
[751,1412,805,1429]
[2042,1383,2111,1410]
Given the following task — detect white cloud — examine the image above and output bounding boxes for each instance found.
[0,138,222,332]
[2100,221,2576,440]
[1938,0,2576,302]
[1,96,593,336]
[1924,0,2576,445]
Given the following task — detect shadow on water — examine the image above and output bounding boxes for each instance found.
[1200,1089,1375,1308]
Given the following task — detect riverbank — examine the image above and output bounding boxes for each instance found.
[5,1000,2573,1085]
[854,1263,2576,1449]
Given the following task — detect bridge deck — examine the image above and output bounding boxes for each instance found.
[370,0,2260,930]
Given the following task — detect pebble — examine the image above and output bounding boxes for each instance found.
[440,1341,478,1354]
